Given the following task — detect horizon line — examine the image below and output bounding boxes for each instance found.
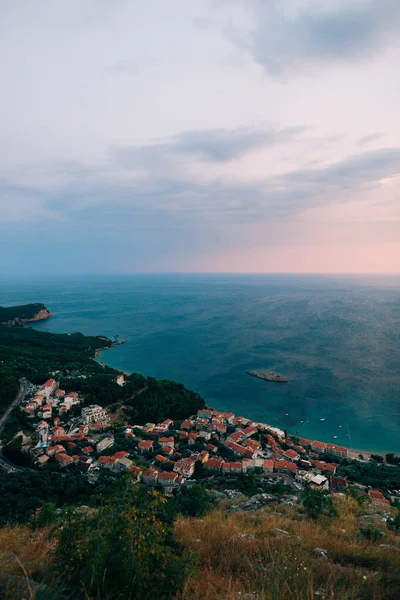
[1,271,400,278]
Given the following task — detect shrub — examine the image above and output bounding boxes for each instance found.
[301,486,336,519]
[173,485,215,518]
[359,525,383,542]
[54,485,193,599]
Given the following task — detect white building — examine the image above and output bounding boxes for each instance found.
[302,471,329,490]
[81,404,109,424]
[96,437,114,452]
[116,374,125,386]
[39,379,58,399]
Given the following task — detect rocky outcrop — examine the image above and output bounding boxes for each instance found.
[21,308,52,323]
[1,308,52,326]
[246,370,288,383]
[229,493,279,512]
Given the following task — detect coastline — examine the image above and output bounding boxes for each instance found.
[15,292,398,456]
[95,343,392,457]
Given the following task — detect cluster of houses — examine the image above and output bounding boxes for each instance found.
[120,407,355,492]
[23,378,81,421]
[21,379,388,504]
[21,378,114,471]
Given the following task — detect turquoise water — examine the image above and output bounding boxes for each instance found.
[1,274,399,452]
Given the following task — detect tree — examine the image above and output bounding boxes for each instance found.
[345,485,368,506]
[371,454,384,463]
[386,453,400,465]
[302,487,335,519]
[31,502,58,529]
[174,485,215,517]
[55,486,192,599]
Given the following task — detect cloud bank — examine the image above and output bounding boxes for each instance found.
[0,0,399,274]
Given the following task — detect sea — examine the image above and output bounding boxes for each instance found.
[1,274,399,453]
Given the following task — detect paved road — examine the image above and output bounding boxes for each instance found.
[0,381,29,434]
[0,380,29,472]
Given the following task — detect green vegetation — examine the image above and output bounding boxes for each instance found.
[1,435,33,468]
[371,454,384,463]
[359,525,383,542]
[1,476,400,599]
[63,372,205,424]
[172,484,215,517]
[337,459,400,493]
[0,470,103,526]
[124,377,205,423]
[301,486,336,519]
[54,486,192,600]
[0,323,112,417]
[0,303,47,323]
[386,453,400,465]
[0,320,205,427]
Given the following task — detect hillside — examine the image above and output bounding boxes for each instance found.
[0,323,113,419]
[0,484,399,600]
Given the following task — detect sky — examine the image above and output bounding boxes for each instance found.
[0,0,400,275]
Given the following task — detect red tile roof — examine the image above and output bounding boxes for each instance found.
[225,441,255,457]
[156,454,168,462]
[206,457,225,470]
[274,459,297,474]
[158,471,178,482]
[263,459,274,470]
[41,379,56,389]
[312,441,326,449]
[284,449,300,460]
[98,456,116,465]
[227,431,244,443]
[323,463,337,473]
[114,451,129,459]
[299,438,311,446]
[138,440,153,449]
[55,453,72,464]
[159,436,174,444]
[368,489,385,500]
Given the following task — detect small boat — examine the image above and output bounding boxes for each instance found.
[339,425,342,428]
[320,418,325,422]
[333,436,338,439]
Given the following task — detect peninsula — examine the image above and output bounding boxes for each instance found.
[0,302,52,326]
[247,369,288,383]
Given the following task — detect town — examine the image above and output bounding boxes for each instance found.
[18,376,391,507]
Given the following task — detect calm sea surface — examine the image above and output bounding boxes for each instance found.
[1,274,399,452]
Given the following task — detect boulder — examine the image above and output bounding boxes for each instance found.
[313,548,328,558]
[229,493,278,512]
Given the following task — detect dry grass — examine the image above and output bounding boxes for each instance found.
[174,497,400,600]
[0,525,54,599]
[0,497,399,600]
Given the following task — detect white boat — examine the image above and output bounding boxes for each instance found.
[320,418,325,421]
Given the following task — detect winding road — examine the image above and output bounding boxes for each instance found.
[0,380,30,472]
